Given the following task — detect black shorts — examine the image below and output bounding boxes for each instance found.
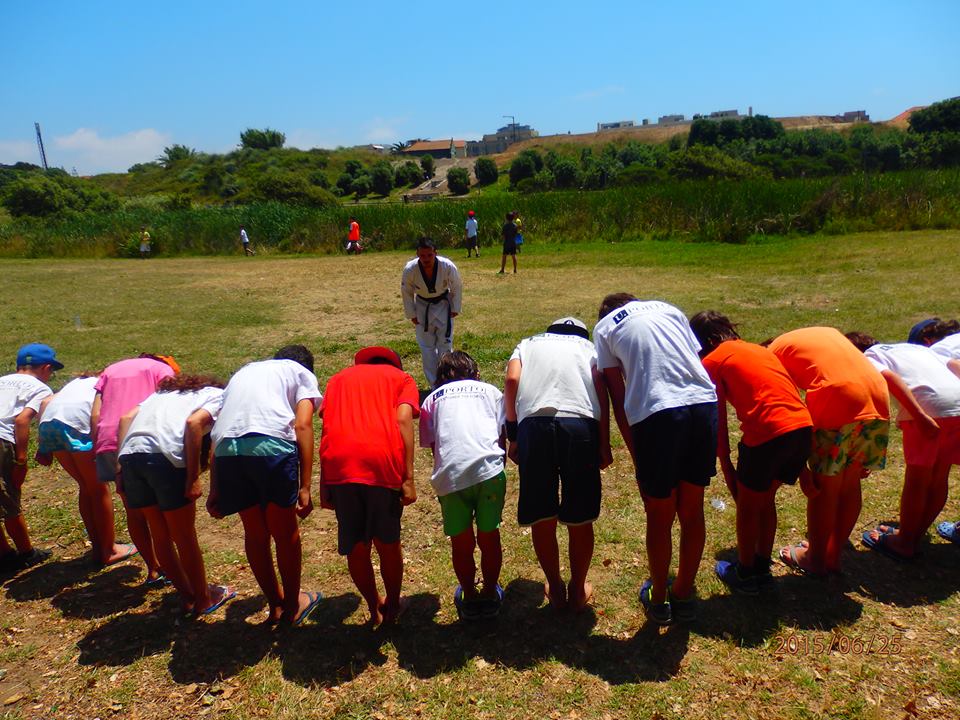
[466,235,478,248]
[517,416,602,526]
[120,453,190,511]
[213,452,299,516]
[630,402,718,499]
[737,426,812,492]
[328,484,403,554]
[502,240,516,255]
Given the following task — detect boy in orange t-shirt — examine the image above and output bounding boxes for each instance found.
[768,327,890,576]
[318,346,419,624]
[690,312,813,594]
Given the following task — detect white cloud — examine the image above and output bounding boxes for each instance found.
[52,128,171,174]
[572,85,626,102]
[0,139,41,166]
[286,129,339,150]
[363,116,409,144]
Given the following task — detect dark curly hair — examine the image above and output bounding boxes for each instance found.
[689,311,740,356]
[274,345,314,373]
[918,319,960,346]
[156,375,226,393]
[435,350,480,388]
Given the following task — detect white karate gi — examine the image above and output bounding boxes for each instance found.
[401,255,463,386]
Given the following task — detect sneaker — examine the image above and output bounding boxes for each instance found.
[754,555,775,589]
[478,584,505,620]
[715,560,760,596]
[17,547,51,569]
[639,579,672,626]
[667,586,697,623]
[453,585,483,622]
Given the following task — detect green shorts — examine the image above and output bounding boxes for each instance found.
[437,471,506,537]
[809,419,889,477]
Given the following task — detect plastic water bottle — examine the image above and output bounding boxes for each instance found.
[74,315,82,329]
[710,498,727,512]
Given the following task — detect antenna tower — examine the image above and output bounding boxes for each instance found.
[34,122,49,170]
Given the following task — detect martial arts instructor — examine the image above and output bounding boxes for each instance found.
[401,237,463,387]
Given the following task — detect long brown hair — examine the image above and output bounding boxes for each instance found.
[156,375,225,393]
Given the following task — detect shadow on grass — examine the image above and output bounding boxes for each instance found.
[3,555,99,601]
[843,541,959,608]
[51,565,151,618]
[76,594,183,666]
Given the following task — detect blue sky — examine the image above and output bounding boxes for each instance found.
[2,1,958,174]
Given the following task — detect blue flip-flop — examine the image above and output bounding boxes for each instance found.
[861,529,912,562]
[143,573,171,588]
[936,521,960,545]
[293,591,323,626]
[199,585,237,616]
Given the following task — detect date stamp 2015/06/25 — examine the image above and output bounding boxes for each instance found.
[773,633,903,655]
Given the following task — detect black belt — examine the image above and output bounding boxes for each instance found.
[416,290,452,341]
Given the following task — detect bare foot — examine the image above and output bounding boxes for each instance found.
[266,604,284,624]
[544,582,567,610]
[567,580,593,612]
[195,584,236,616]
[101,543,138,567]
[380,596,410,624]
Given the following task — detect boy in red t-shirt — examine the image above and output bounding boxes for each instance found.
[318,346,419,624]
[690,312,813,594]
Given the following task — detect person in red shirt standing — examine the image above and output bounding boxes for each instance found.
[689,312,813,594]
[346,217,362,254]
[318,346,419,624]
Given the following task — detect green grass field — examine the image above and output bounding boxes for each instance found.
[1,231,959,719]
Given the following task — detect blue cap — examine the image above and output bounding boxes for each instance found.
[907,318,938,345]
[16,343,64,370]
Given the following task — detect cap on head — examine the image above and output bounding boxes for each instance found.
[17,343,64,370]
[907,318,938,344]
[546,317,589,340]
[468,210,475,217]
[354,346,403,370]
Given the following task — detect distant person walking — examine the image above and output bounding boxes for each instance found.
[498,213,518,275]
[139,227,151,259]
[401,238,463,387]
[513,211,524,254]
[465,210,479,258]
[346,217,363,254]
[240,226,254,256]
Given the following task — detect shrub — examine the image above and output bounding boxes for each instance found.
[370,162,394,196]
[240,128,286,150]
[510,150,545,186]
[474,157,499,185]
[344,160,364,178]
[447,167,470,195]
[2,175,68,216]
[158,144,196,168]
[909,98,960,134]
[336,173,354,194]
[666,145,763,180]
[420,154,435,179]
[308,170,330,188]
[254,173,337,207]
[351,174,372,198]
[615,163,662,186]
[552,158,580,189]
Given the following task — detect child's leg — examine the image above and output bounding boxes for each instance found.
[795,472,838,574]
[265,503,310,622]
[757,485,779,561]
[919,458,952,533]
[2,514,33,554]
[642,493,677,604]
[373,538,404,618]
[239,505,283,620]
[735,482,766,568]
[883,463,932,555]
[826,464,863,571]
[164,502,215,612]
[672,482,705,600]
[566,522,594,610]
[512,254,518,273]
[119,491,160,578]
[141,505,191,600]
[450,527,478,599]
[499,253,506,272]
[476,529,503,597]
[531,518,566,607]
[346,540,382,624]
[0,525,12,555]
[55,451,99,553]
[60,451,129,564]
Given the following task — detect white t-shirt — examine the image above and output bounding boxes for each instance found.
[39,376,98,434]
[119,388,224,467]
[419,380,504,496]
[240,229,249,244]
[465,218,478,237]
[510,333,601,423]
[0,373,53,443]
[211,359,321,446]
[864,343,960,419]
[931,333,960,362]
[593,300,716,425]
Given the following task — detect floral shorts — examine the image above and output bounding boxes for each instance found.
[809,419,889,477]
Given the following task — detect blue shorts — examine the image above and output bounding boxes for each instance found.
[120,453,190,511]
[38,420,93,454]
[213,445,299,516]
[630,402,718,499]
[517,416,601,526]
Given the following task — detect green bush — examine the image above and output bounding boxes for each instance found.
[510,150,544,186]
[474,157,498,185]
[351,174,372,198]
[666,145,764,180]
[240,128,286,150]
[420,155,435,179]
[909,98,960,134]
[254,173,337,207]
[447,167,470,195]
[370,162,394,196]
[2,175,68,216]
[395,161,422,187]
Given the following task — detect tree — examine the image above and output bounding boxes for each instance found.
[687,119,720,147]
[909,98,960,134]
[509,150,543,186]
[351,174,372,198]
[473,157,498,185]
[390,141,410,155]
[335,173,354,195]
[370,162,394,196]
[395,161,421,187]
[420,154,435,179]
[158,144,196,168]
[447,167,470,195]
[240,127,286,150]
[551,157,580,188]
[344,160,364,178]
[1,175,67,216]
